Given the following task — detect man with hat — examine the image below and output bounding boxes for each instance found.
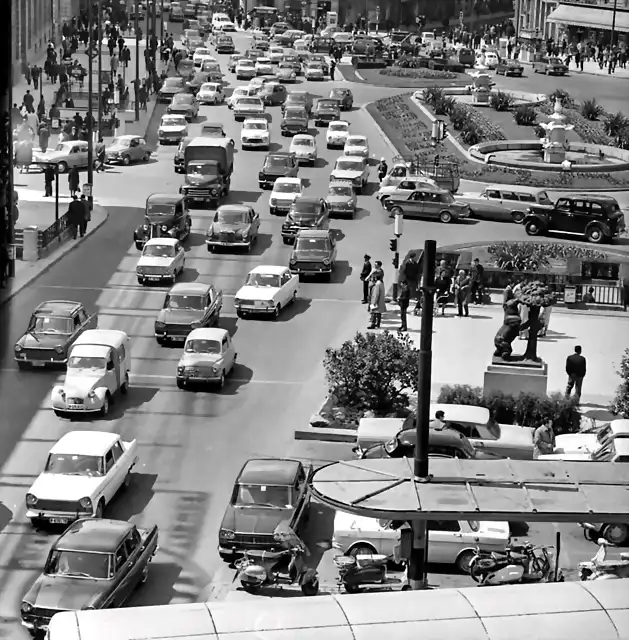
[360,254,372,303]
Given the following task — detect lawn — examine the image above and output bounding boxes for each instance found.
[340,65,470,88]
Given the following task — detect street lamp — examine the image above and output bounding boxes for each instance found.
[86,0,95,211]
[609,0,618,74]
[97,0,103,138]
[135,0,140,122]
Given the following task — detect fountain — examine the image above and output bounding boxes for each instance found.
[539,98,574,164]
[468,71,492,105]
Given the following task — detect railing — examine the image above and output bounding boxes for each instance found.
[40,211,71,250]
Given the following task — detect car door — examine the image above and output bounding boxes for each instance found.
[551,198,578,231]
[175,242,185,269]
[403,191,424,217]
[428,520,463,564]
[477,189,508,219]
[123,527,146,591]
[398,180,417,199]
[221,334,235,372]
[279,270,292,305]
[111,542,135,606]
[78,143,89,167]
[109,439,129,493]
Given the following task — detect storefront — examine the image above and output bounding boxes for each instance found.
[546,1,629,46]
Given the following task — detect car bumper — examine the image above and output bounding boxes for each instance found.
[15,355,67,366]
[52,397,103,412]
[259,175,281,187]
[177,371,222,383]
[281,127,307,136]
[25,509,84,524]
[291,265,332,275]
[327,137,346,147]
[294,154,316,163]
[269,202,293,213]
[206,239,250,248]
[159,134,184,143]
[234,111,263,119]
[241,139,270,148]
[329,206,355,217]
[235,302,277,314]
[137,272,174,281]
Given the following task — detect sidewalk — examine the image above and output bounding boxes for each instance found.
[519,56,629,80]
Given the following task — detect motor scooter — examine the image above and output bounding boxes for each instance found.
[578,538,629,581]
[333,554,411,593]
[580,522,629,546]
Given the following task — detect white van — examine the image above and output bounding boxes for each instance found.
[212,13,235,31]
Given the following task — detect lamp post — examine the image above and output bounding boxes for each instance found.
[87,0,94,211]
[135,0,140,122]
[97,0,103,138]
[160,0,165,41]
[152,0,157,50]
[608,0,618,74]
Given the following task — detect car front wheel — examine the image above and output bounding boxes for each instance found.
[586,226,605,244]
[525,220,542,236]
[439,210,453,223]
[122,154,131,166]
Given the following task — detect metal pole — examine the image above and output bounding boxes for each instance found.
[152,0,157,50]
[608,0,617,74]
[97,0,103,138]
[408,238,437,590]
[160,0,164,41]
[135,0,140,121]
[145,0,150,53]
[55,166,59,223]
[87,0,94,210]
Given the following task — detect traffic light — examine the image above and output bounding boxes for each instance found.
[389,238,397,252]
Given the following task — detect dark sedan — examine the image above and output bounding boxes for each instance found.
[328,88,353,110]
[496,59,524,76]
[258,152,299,189]
[158,76,186,103]
[281,107,309,136]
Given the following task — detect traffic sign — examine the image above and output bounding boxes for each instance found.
[82,183,93,197]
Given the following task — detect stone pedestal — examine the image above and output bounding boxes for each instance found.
[484,359,548,397]
[543,146,566,164]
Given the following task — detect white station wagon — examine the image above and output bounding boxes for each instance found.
[136,238,185,285]
[234,266,300,318]
[25,431,139,526]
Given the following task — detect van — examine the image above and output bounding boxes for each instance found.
[382,160,460,193]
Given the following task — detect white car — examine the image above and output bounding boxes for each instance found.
[551,419,629,456]
[479,50,499,69]
[269,177,303,215]
[25,431,139,526]
[343,134,369,158]
[235,59,257,80]
[326,120,350,149]
[330,155,370,194]
[255,57,274,75]
[193,48,215,67]
[197,82,224,104]
[289,134,317,166]
[376,179,438,205]
[136,238,186,286]
[233,96,265,122]
[333,512,511,573]
[158,114,188,144]
[234,266,300,318]
[241,118,271,150]
[268,46,285,63]
[304,63,325,81]
[227,86,258,109]
[212,13,235,31]
[248,76,272,94]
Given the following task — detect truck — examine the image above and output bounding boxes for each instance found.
[179,137,234,208]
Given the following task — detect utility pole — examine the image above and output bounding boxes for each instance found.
[97,0,103,138]
[152,0,157,51]
[145,0,150,54]
[87,0,95,211]
[135,0,140,122]
[608,0,618,75]
[389,213,403,301]
[409,239,437,590]
[160,0,165,42]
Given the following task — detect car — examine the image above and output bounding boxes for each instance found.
[134,193,191,250]
[333,512,510,573]
[326,182,357,219]
[235,58,257,80]
[533,56,568,75]
[187,36,205,53]
[540,438,629,463]
[270,21,292,36]
[274,29,305,46]
[376,179,438,207]
[280,54,301,73]
[280,107,309,137]
[185,70,210,94]
[247,76,273,95]
[176,58,196,81]
[283,91,312,113]
[216,36,235,54]
[214,15,236,31]
[252,32,270,50]
[255,56,274,75]
[289,134,317,165]
[282,196,329,244]
[192,47,214,67]
[455,186,554,223]
[233,265,300,319]
[524,194,626,243]
[458,47,476,67]
[25,431,139,526]
[268,46,285,63]
[136,238,186,286]
[259,152,299,188]
[206,204,260,252]
[383,185,470,223]
[197,82,225,104]
[304,62,325,80]
[313,98,341,126]
[14,301,98,370]
[218,458,312,561]
[240,118,271,150]
[326,120,350,149]
[269,177,303,215]
[233,96,265,121]
[158,114,188,144]
[227,54,243,72]
[158,76,186,102]
[35,140,89,173]
[329,87,353,110]
[105,135,150,165]
[343,134,369,158]
[201,123,230,140]
[496,58,524,76]
[21,518,158,633]
[289,228,337,278]
[258,81,287,105]
[167,93,199,121]
[481,50,500,69]
[329,155,370,194]
[200,62,223,84]
[227,85,258,108]
[169,4,183,20]
[50,329,131,418]
[308,54,329,73]
[551,419,629,457]
[183,2,196,18]
[275,61,297,83]
[176,327,236,389]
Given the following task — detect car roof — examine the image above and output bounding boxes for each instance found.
[274,177,301,185]
[168,282,212,295]
[217,204,251,213]
[145,237,179,246]
[571,194,618,203]
[268,151,294,158]
[187,327,229,341]
[250,265,288,275]
[50,430,120,457]
[243,118,268,124]
[295,229,329,237]
[146,193,183,204]
[115,134,137,141]
[486,184,546,193]
[346,135,367,141]
[400,428,471,447]
[162,113,186,120]
[34,300,81,316]
[56,518,134,553]
[292,134,314,140]
[338,155,366,162]
[329,120,349,126]
[73,329,128,348]
[238,458,302,485]
[429,404,490,424]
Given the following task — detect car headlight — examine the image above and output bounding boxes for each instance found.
[88,390,96,399]
[291,72,295,78]
[137,266,145,275]
[219,528,235,540]
[26,493,37,507]
[15,344,22,352]
[258,171,265,179]
[234,297,241,305]
[21,602,33,614]
[55,346,64,354]
[323,258,330,265]
[161,225,168,232]
[270,198,277,206]
[290,258,297,265]
[210,189,218,196]
[354,177,361,184]
[155,321,166,330]
[79,497,93,511]
[177,365,185,374]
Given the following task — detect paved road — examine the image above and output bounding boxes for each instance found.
[0,29,624,634]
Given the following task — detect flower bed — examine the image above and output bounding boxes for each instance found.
[380,67,459,80]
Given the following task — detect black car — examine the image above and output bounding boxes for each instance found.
[281,107,309,137]
[259,152,299,189]
[496,59,524,76]
[134,193,191,250]
[158,76,186,103]
[524,194,626,244]
[313,98,341,126]
[186,71,210,94]
[281,196,329,244]
[311,36,334,53]
[216,36,235,54]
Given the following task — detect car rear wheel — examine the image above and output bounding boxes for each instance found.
[586,226,605,244]
[348,543,377,557]
[216,370,225,390]
[456,549,475,574]
[439,210,453,223]
[57,161,68,173]
[511,210,525,224]
[602,523,629,545]
[100,394,110,417]
[525,220,542,236]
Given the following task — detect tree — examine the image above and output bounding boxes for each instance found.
[611,348,629,418]
[323,331,420,414]
[514,281,557,361]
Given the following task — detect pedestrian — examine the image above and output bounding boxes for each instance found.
[434,267,451,316]
[469,257,484,303]
[67,194,84,238]
[23,90,35,114]
[367,272,386,330]
[429,410,447,430]
[533,419,555,459]
[582,287,596,304]
[79,194,91,236]
[95,136,106,171]
[31,64,41,90]
[402,252,419,302]
[37,97,46,120]
[68,166,80,197]
[565,345,586,402]
[360,254,372,303]
[23,61,32,86]
[453,269,471,317]
[377,157,388,182]
[372,260,384,281]
[330,59,336,80]
[38,122,50,153]
[44,164,55,197]
[397,280,410,332]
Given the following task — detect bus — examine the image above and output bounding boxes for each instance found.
[46,579,629,639]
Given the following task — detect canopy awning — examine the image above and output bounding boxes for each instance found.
[309,458,629,522]
[546,4,629,33]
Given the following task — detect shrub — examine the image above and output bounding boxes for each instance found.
[580,98,604,121]
[433,96,455,115]
[604,111,629,138]
[548,89,574,108]
[460,123,482,145]
[381,66,458,80]
[611,347,629,418]
[449,104,469,130]
[428,58,446,71]
[448,102,507,142]
[533,124,546,139]
[421,86,444,107]
[514,105,537,126]
[487,241,607,272]
[489,90,515,112]
[323,331,420,414]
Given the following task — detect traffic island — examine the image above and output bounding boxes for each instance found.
[342,64,471,89]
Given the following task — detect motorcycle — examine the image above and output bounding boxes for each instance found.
[578,538,629,581]
[333,553,411,593]
[580,522,629,547]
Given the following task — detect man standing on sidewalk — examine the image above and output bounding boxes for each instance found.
[360,254,372,303]
[67,195,84,239]
[565,345,587,402]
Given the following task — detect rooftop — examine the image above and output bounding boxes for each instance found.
[50,431,120,457]
[145,237,179,246]
[73,329,127,348]
[55,518,133,553]
[187,327,229,341]
[250,265,289,275]
[34,300,81,316]
[238,458,302,486]
[169,282,212,295]
[146,193,183,204]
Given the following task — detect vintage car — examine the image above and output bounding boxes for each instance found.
[326,182,357,219]
[235,59,257,80]
[176,327,236,389]
[241,118,271,150]
[169,3,184,20]
[289,229,337,279]
[158,76,186,102]
[176,58,196,81]
[218,458,312,561]
[233,96,266,122]
[333,512,510,572]
[252,33,270,51]
[197,82,224,105]
[227,53,244,72]
[533,56,569,75]
[540,438,629,463]
[192,47,214,67]
[329,87,353,110]
[259,81,288,106]
[35,140,90,173]
[304,62,325,80]
[376,178,438,207]
[181,28,200,48]
[133,193,191,250]
[307,54,329,73]
[247,76,273,95]
[105,135,150,165]
[289,134,317,165]
[136,238,186,285]
[216,36,235,54]
[20,518,158,633]
[551,419,629,457]
[458,47,476,67]
[455,186,554,222]
[343,134,369,158]
[258,151,299,188]
[283,91,312,114]
[167,93,199,121]
[155,282,222,345]
[185,70,210,94]
[310,36,334,52]
[270,21,291,36]
[280,107,309,137]
[282,196,329,244]
[227,85,259,108]
[268,46,285,63]
[234,266,300,318]
[157,114,188,145]
[15,301,98,370]
[480,50,500,69]
[329,155,370,194]
[495,58,524,76]
[383,185,470,223]
[51,330,131,418]
[269,177,303,215]
[313,98,341,126]
[187,36,205,53]
[255,56,274,75]
[26,431,138,526]
[275,61,298,83]
[326,120,350,149]
[206,204,260,252]
[173,136,193,173]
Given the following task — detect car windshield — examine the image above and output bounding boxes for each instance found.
[295,237,328,251]
[144,244,176,258]
[196,48,212,56]
[275,182,300,194]
[257,58,271,64]
[346,137,366,146]
[188,163,217,175]
[164,78,183,87]
[318,101,337,109]
[549,58,563,64]
[267,156,292,167]
[185,339,221,354]
[173,95,192,104]
[235,483,292,508]
[329,122,348,132]
[329,184,353,196]
[216,210,248,223]
[285,110,305,119]
[201,83,219,91]
[146,204,174,215]
[293,138,312,146]
[28,315,72,334]
[110,137,131,147]
[46,550,111,579]
[279,62,293,68]
[67,356,106,370]
[166,293,205,310]
[45,453,104,476]
[239,60,255,67]
[245,273,281,287]
[162,117,185,127]
[246,122,267,130]
[336,160,363,171]
[239,98,261,106]
[292,201,318,215]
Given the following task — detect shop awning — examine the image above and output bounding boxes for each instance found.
[547,4,629,33]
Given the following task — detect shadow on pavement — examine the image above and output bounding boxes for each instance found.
[0,503,13,535]
[226,190,260,203]
[223,363,254,394]
[108,473,158,521]
[128,561,184,606]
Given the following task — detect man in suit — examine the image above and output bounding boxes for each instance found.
[360,254,371,304]
[565,345,587,402]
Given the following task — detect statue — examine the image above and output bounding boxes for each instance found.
[493,299,525,359]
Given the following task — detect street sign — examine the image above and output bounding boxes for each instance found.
[82,183,93,197]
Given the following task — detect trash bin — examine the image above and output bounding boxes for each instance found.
[564,285,577,304]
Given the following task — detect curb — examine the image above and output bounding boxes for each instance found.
[519,60,629,81]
